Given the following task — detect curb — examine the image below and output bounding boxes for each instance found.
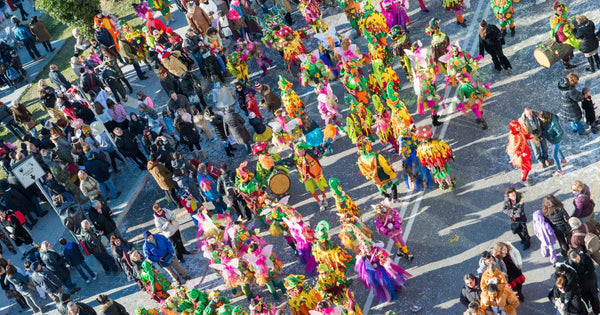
[114,172,150,229]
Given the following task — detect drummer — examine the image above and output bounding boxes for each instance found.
[251,142,289,187]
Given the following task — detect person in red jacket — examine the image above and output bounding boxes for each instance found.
[506,121,533,183]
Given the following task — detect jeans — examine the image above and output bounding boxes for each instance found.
[132,61,146,79]
[211,198,227,214]
[191,52,205,76]
[528,138,548,163]
[74,262,96,281]
[571,120,586,134]
[22,38,41,60]
[18,289,45,313]
[2,121,27,140]
[94,251,120,273]
[59,273,76,291]
[552,143,566,171]
[98,178,119,200]
[31,197,45,216]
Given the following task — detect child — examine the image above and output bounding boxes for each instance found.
[217,164,253,221]
[582,87,597,126]
[208,11,218,29]
[161,110,178,142]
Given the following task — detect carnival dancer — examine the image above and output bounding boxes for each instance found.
[398,127,433,191]
[249,296,277,314]
[441,0,466,27]
[132,1,151,21]
[356,135,399,202]
[282,142,329,210]
[139,260,172,303]
[491,0,515,37]
[405,42,444,126]
[276,26,309,73]
[312,221,354,274]
[373,99,399,153]
[299,0,328,33]
[334,38,369,72]
[279,75,305,119]
[373,199,414,259]
[243,241,288,300]
[269,108,302,151]
[238,36,273,77]
[389,25,412,80]
[506,120,533,183]
[298,52,334,87]
[439,43,481,87]
[453,73,492,129]
[283,211,318,274]
[315,266,362,314]
[345,99,374,144]
[339,61,370,108]
[284,275,322,314]
[227,50,249,83]
[550,1,579,69]
[338,211,372,254]
[316,82,341,127]
[368,58,401,98]
[380,0,410,32]
[235,161,268,218]
[338,0,363,33]
[415,125,455,190]
[355,240,411,302]
[425,18,450,68]
[148,0,174,25]
[329,177,361,218]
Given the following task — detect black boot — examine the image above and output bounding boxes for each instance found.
[225,145,234,157]
[476,118,488,130]
[431,115,442,126]
[510,26,515,37]
[594,54,600,69]
[587,57,596,72]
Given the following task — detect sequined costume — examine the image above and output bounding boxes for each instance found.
[415,126,455,190]
[284,275,323,315]
[373,200,414,259]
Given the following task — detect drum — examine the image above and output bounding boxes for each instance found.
[268,169,291,195]
[533,39,573,68]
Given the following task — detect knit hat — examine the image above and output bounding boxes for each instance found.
[143,231,152,239]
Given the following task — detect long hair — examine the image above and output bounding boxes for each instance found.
[542,194,564,216]
[479,20,488,39]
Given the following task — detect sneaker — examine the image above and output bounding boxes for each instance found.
[92,273,98,280]
[561,160,568,167]
[553,170,563,176]
[506,68,513,75]
[581,129,591,135]
[85,279,90,284]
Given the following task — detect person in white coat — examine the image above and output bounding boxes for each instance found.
[152,203,191,262]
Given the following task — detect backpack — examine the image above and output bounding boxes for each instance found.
[8,211,26,225]
[5,65,21,81]
[573,224,600,253]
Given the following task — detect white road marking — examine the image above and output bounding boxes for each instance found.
[361,0,491,313]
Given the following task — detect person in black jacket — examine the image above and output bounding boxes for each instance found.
[479,20,512,73]
[542,195,571,259]
[567,250,600,314]
[59,238,97,284]
[204,107,233,156]
[67,300,98,315]
[573,15,600,73]
[234,82,256,116]
[0,101,27,141]
[30,261,66,303]
[96,294,128,315]
[39,241,81,294]
[113,127,147,170]
[174,115,202,154]
[79,68,104,98]
[88,200,121,242]
[549,275,588,315]
[94,24,116,53]
[83,153,121,200]
[459,273,481,308]
[0,209,32,247]
[180,71,208,109]
[99,67,128,103]
[502,187,531,250]
[49,64,72,91]
[73,101,96,125]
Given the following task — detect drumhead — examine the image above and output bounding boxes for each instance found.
[269,173,291,195]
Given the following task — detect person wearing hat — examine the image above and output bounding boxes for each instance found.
[113,127,147,170]
[117,32,149,81]
[57,292,72,315]
[30,260,66,304]
[0,101,27,141]
[569,217,600,266]
[96,294,128,315]
[284,274,321,314]
[255,82,282,115]
[143,230,191,285]
[286,142,329,210]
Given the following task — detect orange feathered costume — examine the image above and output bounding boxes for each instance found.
[506,121,533,182]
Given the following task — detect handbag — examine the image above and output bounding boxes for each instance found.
[79,240,91,256]
[23,119,36,130]
[159,253,174,267]
[511,222,523,234]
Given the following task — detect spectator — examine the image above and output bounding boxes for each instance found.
[79,220,120,275]
[502,187,531,250]
[78,170,104,202]
[113,127,147,170]
[167,91,193,118]
[567,249,599,314]
[223,106,252,153]
[30,16,54,52]
[96,294,128,315]
[12,18,44,61]
[94,24,117,55]
[0,101,27,141]
[79,68,105,98]
[160,50,189,78]
[200,46,224,82]
[0,208,33,247]
[174,114,203,157]
[72,28,91,55]
[158,66,182,97]
[183,29,205,76]
[10,101,38,138]
[518,107,548,168]
[197,163,227,213]
[532,210,558,266]
[571,180,596,224]
[573,15,600,73]
[88,200,121,241]
[99,66,128,103]
[49,64,72,91]
[173,168,204,205]
[217,163,252,220]
[11,0,28,20]
[234,82,255,116]
[0,262,28,311]
[186,1,212,36]
[542,195,571,259]
[153,204,191,262]
[1,179,47,225]
[478,19,512,73]
[100,46,132,94]
[57,293,72,315]
[548,275,587,315]
[59,238,97,284]
[143,231,190,285]
[83,155,121,201]
[581,87,597,127]
[106,99,129,131]
[147,153,180,206]
[37,80,64,121]
[109,235,137,282]
[67,300,97,315]
[39,241,81,294]
[30,261,65,303]
[4,264,48,313]
[569,217,600,266]
[539,110,567,176]
[459,273,481,308]
[117,32,148,81]
[91,123,124,173]
[180,71,208,109]
[136,91,154,110]
[492,242,525,301]
[557,73,589,135]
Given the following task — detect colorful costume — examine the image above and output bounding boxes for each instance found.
[356,136,399,201]
[441,0,466,26]
[284,142,329,209]
[284,275,322,315]
[316,265,362,314]
[453,73,492,129]
[440,44,481,87]
[550,2,579,68]
[405,43,444,126]
[329,177,361,218]
[279,75,305,119]
[249,297,277,314]
[355,242,411,302]
[299,0,328,32]
[373,199,413,259]
[338,212,372,254]
[491,0,515,35]
[389,25,412,79]
[277,27,308,72]
[299,52,334,87]
[398,129,433,191]
[243,242,287,300]
[238,36,273,77]
[132,1,151,21]
[338,0,363,32]
[139,260,171,303]
[340,62,370,108]
[415,126,455,190]
[227,50,249,83]
[235,162,267,216]
[312,221,354,274]
[506,120,532,182]
[380,0,409,32]
[316,82,341,126]
[148,0,173,24]
[425,18,450,65]
[368,58,401,98]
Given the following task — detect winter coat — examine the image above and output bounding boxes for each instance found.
[6,213,32,246]
[40,86,57,109]
[480,286,520,315]
[557,78,583,122]
[479,24,504,56]
[570,222,599,251]
[162,51,188,78]
[40,250,71,280]
[94,27,115,48]
[29,19,51,42]
[183,34,202,55]
[567,251,598,293]
[74,302,97,315]
[167,94,192,117]
[518,111,543,138]
[154,208,180,237]
[573,184,594,219]
[110,240,137,281]
[258,85,281,113]
[186,5,212,35]
[3,186,35,214]
[74,102,96,125]
[31,269,63,294]
[118,39,138,64]
[533,210,556,247]
[4,271,31,292]
[84,158,111,182]
[545,207,570,233]
[79,228,107,255]
[159,70,181,97]
[88,204,117,236]
[176,120,200,145]
[62,241,86,266]
[0,104,14,125]
[574,20,599,54]
[143,233,174,264]
[502,192,526,223]
[206,112,227,140]
[459,278,481,308]
[548,285,587,315]
[235,86,256,112]
[98,298,129,315]
[541,113,564,145]
[197,172,221,201]
[49,69,72,90]
[223,110,250,144]
[147,161,176,191]
[248,116,266,134]
[114,130,140,157]
[80,176,102,200]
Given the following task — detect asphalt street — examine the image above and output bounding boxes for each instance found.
[7,0,600,314]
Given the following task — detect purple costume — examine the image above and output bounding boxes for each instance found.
[532,210,557,265]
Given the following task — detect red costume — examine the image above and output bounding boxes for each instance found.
[506,121,532,182]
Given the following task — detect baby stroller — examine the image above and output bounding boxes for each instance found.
[0,61,25,87]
